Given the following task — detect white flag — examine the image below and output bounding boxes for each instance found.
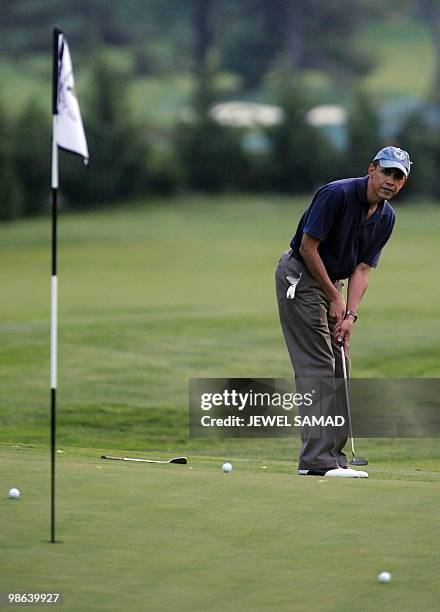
[54,34,89,161]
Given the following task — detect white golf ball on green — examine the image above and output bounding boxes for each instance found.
[8,488,20,499]
[377,571,391,583]
[222,462,232,473]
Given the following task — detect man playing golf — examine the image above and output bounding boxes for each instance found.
[275,146,411,478]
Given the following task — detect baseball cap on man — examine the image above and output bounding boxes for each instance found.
[373,146,412,177]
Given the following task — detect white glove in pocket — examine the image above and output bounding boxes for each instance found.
[286,273,302,299]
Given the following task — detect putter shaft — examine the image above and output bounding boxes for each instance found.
[101,455,187,464]
[339,343,368,465]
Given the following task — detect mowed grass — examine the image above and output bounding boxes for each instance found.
[1,446,439,612]
[360,18,435,101]
[1,195,439,450]
[1,196,439,611]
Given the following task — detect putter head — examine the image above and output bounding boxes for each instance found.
[350,458,368,466]
[169,456,188,464]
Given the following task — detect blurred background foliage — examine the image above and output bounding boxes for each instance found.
[0,0,439,220]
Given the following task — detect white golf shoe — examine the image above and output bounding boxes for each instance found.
[324,467,368,478]
[298,467,368,477]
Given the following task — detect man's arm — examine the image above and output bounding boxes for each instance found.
[299,233,346,334]
[338,263,371,348]
[347,263,371,312]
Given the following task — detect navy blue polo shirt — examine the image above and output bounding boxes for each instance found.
[290,176,395,280]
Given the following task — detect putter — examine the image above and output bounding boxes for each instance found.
[339,341,368,466]
[101,455,188,464]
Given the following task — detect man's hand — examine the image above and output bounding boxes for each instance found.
[336,262,370,349]
[329,294,346,338]
[338,316,354,351]
[300,235,347,314]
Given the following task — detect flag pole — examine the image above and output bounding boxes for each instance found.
[49,27,88,543]
[50,26,61,544]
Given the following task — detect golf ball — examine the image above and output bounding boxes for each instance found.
[377,571,391,583]
[8,488,20,499]
[222,462,232,473]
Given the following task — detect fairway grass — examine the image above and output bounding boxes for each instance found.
[1,196,439,450]
[1,446,439,611]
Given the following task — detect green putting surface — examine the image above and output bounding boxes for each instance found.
[1,446,439,611]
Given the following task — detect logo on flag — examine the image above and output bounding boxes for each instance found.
[54,34,89,161]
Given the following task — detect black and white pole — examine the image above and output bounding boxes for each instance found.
[50,27,88,542]
[50,27,61,544]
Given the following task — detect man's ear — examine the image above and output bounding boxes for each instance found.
[367,163,375,177]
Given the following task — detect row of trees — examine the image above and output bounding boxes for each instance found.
[0,1,384,81]
[3,1,438,101]
[1,57,438,222]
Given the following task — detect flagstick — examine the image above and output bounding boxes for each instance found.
[50,27,60,544]
[50,175,58,544]
[49,26,88,543]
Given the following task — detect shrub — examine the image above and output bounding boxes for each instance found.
[13,101,50,216]
[397,107,440,199]
[0,101,23,221]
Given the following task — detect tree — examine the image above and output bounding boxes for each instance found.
[0,101,23,221]
[218,0,383,87]
[62,56,151,206]
[346,89,381,176]
[217,0,281,88]
[268,67,337,193]
[13,102,50,216]
[398,110,440,198]
[175,112,246,191]
[175,0,248,191]
[414,0,440,104]
[0,0,72,55]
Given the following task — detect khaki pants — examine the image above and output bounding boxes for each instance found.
[275,250,349,470]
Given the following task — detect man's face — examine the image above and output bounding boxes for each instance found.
[367,162,407,201]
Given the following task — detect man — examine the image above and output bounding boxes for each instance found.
[275,146,411,478]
